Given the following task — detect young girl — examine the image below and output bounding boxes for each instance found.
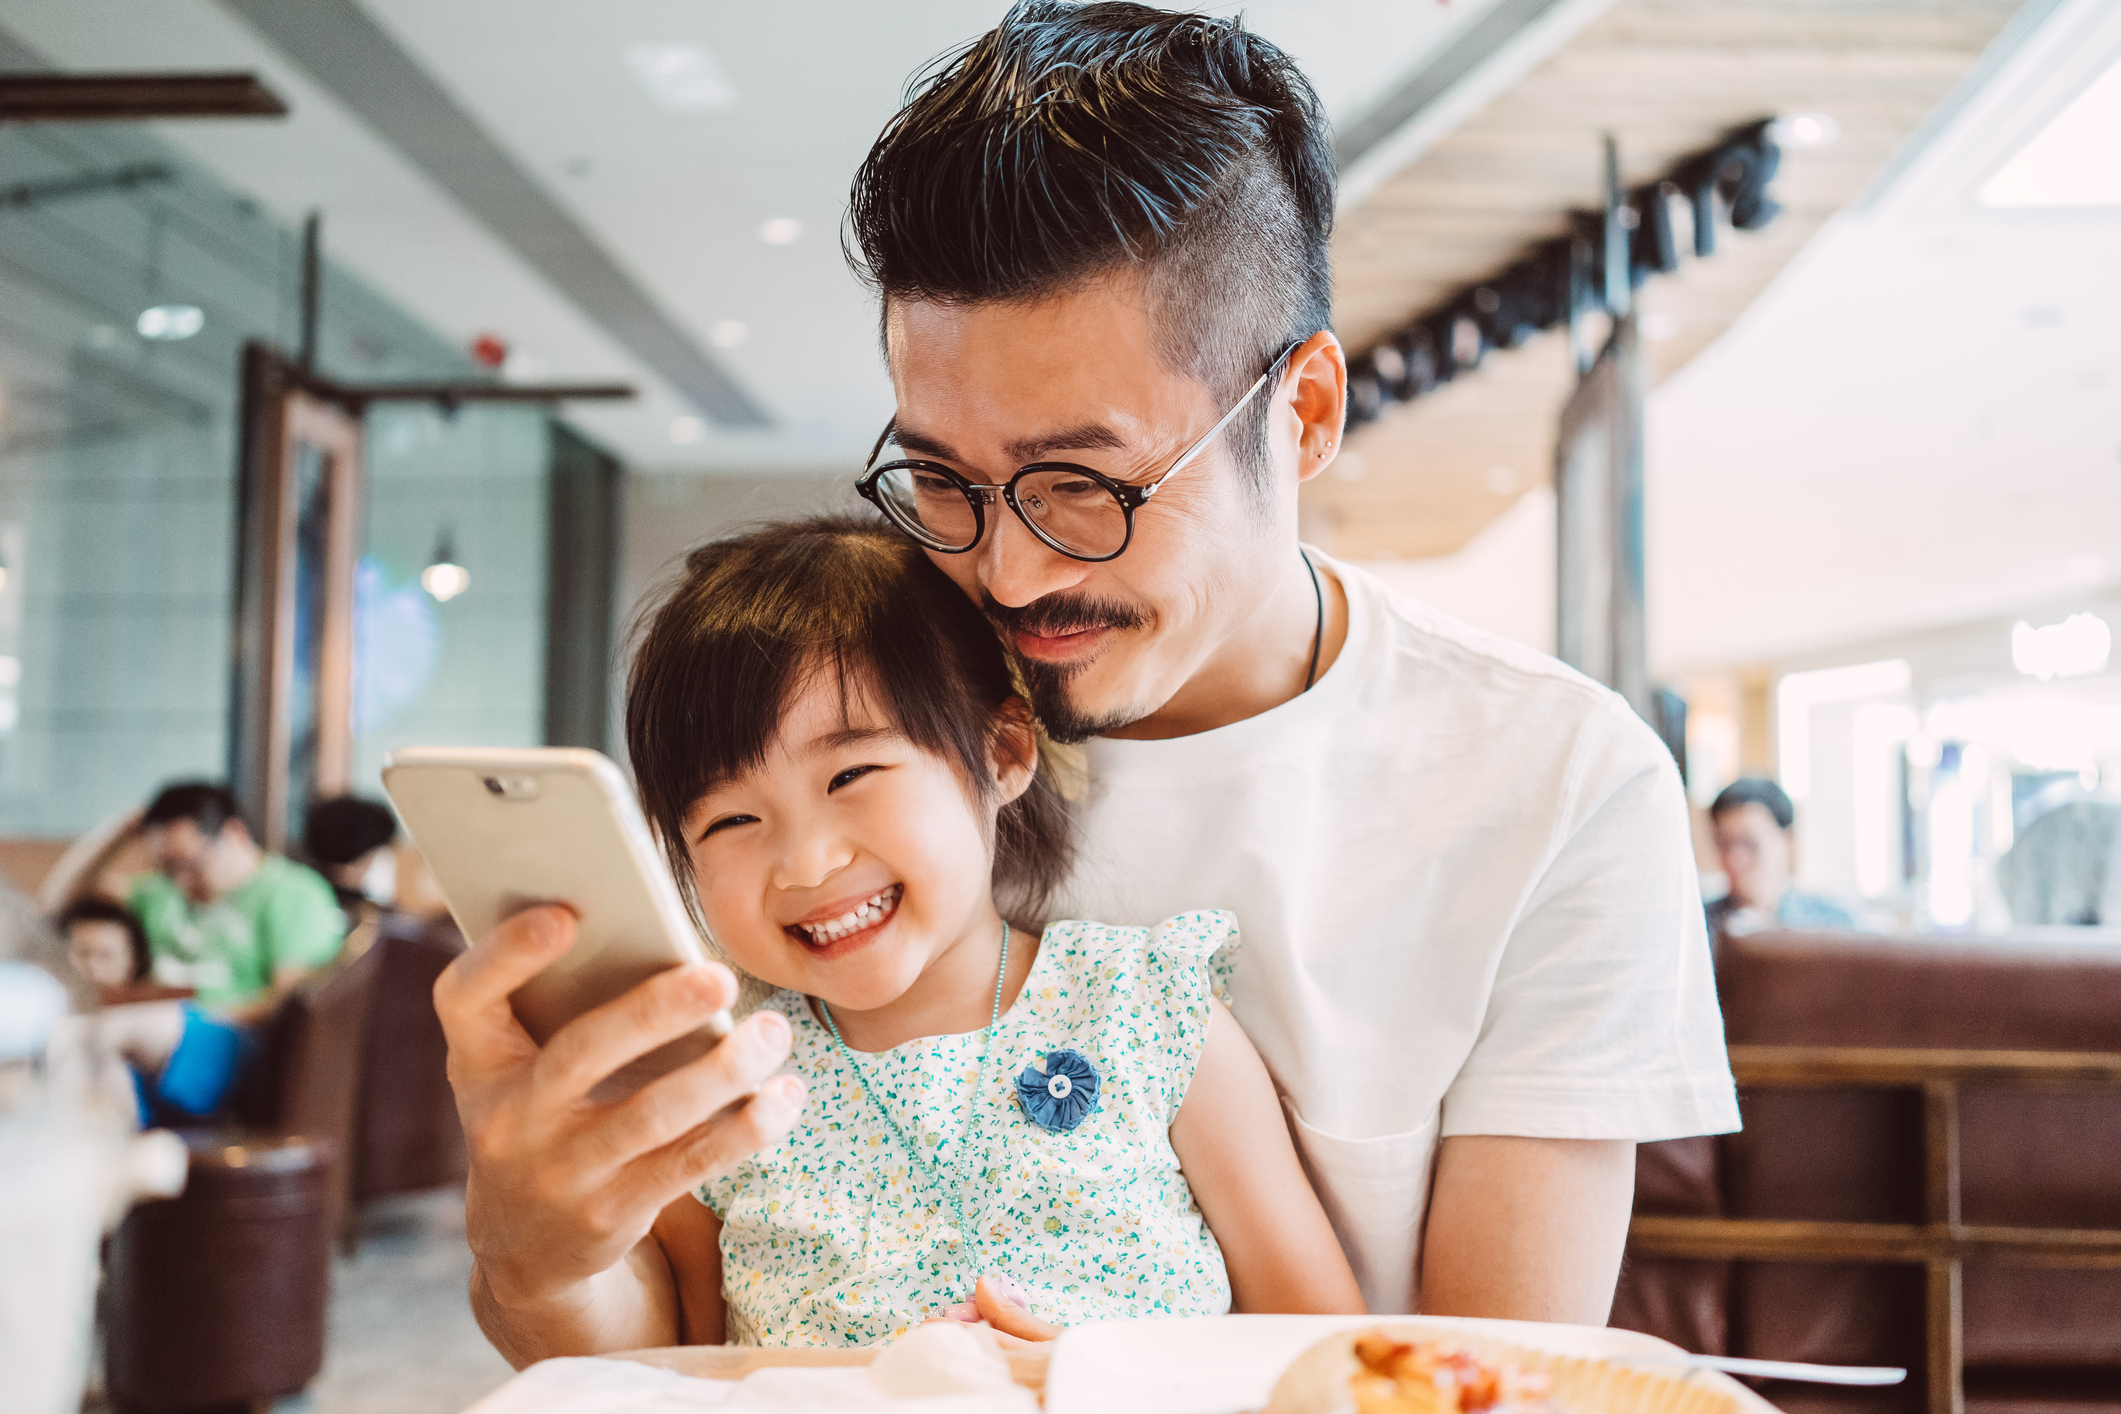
[625,515,1363,1346]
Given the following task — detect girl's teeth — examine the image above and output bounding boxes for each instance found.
[799,886,898,943]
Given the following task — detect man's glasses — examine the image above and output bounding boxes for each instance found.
[857,343,1301,564]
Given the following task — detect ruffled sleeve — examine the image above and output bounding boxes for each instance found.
[1143,909,1242,1113]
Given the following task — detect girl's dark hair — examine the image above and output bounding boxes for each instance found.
[626,515,1073,930]
[57,897,153,983]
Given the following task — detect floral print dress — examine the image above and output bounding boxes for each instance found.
[699,910,1240,1346]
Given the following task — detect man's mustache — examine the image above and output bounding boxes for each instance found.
[980,591,1147,639]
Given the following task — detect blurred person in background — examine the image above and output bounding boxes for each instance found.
[47,782,345,1027]
[302,795,401,915]
[54,896,253,1126]
[56,897,152,1000]
[1706,777,1854,935]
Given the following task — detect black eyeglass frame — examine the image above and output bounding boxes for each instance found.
[856,341,1305,564]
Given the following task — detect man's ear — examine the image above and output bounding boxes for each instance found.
[988,696,1040,807]
[1286,330,1347,487]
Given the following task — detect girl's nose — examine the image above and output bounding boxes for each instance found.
[769,822,854,892]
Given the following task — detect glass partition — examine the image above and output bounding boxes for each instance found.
[0,119,582,840]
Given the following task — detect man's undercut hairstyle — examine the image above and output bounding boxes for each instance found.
[849,1,1334,488]
[626,515,1072,931]
[1711,777,1796,831]
[142,781,243,839]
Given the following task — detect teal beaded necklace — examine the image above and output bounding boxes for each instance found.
[817,921,1011,1251]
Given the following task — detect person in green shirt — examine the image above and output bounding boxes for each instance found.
[57,782,346,1025]
[46,782,346,1122]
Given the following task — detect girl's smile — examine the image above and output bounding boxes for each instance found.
[786,882,904,956]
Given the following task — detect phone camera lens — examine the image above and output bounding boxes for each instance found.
[482,776,505,797]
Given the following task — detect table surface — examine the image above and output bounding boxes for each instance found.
[609,1343,1051,1393]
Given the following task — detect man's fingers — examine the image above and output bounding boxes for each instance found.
[620,1072,806,1208]
[590,1010,795,1165]
[433,906,577,1086]
[532,962,742,1105]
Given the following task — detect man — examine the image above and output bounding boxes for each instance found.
[437,4,1737,1362]
[1706,778,1855,935]
[55,782,346,1026]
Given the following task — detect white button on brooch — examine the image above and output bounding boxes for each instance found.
[1047,1074,1073,1100]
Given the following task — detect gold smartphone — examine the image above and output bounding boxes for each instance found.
[382,746,732,1096]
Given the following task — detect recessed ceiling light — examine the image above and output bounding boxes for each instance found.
[1769,114,1839,148]
[625,43,739,113]
[1980,53,2121,208]
[758,217,801,245]
[137,305,203,341]
[710,320,748,349]
[669,416,706,445]
[2012,612,2111,681]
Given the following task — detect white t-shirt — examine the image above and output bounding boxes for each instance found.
[1049,555,1739,1314]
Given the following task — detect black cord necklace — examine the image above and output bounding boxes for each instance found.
[1302,550,1324,692]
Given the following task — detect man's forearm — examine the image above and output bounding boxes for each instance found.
[1418,1135,1635,1324]
[471,1240,681,1369]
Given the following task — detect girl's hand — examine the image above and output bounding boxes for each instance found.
[970,1273,1063,1346]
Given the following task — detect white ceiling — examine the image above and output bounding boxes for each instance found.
[0,0,1500,469]
[1646,0,2121,672]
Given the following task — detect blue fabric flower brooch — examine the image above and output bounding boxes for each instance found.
[1015,1048,1100,1133]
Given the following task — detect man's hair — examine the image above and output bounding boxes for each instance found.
[304,796,398,868]
[142,781,244,838]
[1711,777,1795,831]
[626,515,1073,930]
[56,897,152,983]
[848,1,1334,489]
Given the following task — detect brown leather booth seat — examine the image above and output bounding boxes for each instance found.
[1612,930,2121,1414]
[352,912,467,1211]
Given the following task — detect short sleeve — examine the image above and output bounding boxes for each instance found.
[1440,699,1740,1141]
[260,864,349,974]
[128,873,184,956]
[1143,910,1241,1113]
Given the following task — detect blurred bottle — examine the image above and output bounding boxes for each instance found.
[0,960,185,1414]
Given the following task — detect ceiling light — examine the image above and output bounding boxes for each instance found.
[1768,114,1839,148]
[669,416,705,445]
[1640,312,1680,342]
[136,305,203,341]
[758,217,801,245]
[2012,612,2111,681]
[1980,54,2121,207]
[421,531,469,603]
[709,320,748,349]
[625,43,739,113]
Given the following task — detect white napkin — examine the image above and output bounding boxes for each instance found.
[462,1324,1039,1414]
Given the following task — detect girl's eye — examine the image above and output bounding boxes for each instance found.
[698,814,757,841]
[828,765,880,793]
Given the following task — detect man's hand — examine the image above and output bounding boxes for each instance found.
[436,905,803,1363]
[1419,1135,1635,1324]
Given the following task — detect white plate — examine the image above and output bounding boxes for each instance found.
[1044,1314,1733,1414]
